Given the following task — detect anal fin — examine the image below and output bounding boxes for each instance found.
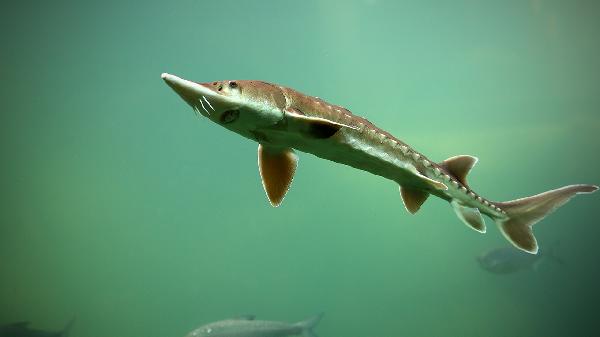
[258,144,298,207]
[451,200,486,233]
[400,186,430,214]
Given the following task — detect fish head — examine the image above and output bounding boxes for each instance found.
[475,254,489,269]
[476,252,499,270]
[185,325,215,337]
[476,252,517,274]
[475,254,483,263]
[161,73,286,137]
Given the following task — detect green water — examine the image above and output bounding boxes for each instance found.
[1,1,599,336]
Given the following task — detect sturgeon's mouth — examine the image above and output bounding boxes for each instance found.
[161,73,238,118]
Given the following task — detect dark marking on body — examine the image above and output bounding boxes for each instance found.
[220,110,240,124]
[307,121,341,138]
[251,130,269,143]
[292,108,305,115]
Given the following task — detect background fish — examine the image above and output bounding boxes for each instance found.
[0,318,74,337]
[477,244,564,274]
[185,313,323,337]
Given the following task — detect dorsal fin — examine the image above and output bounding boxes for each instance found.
[232,315,256,321]
[439,155,478,187]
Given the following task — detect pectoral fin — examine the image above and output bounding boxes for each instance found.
[451,200,486,233]
[258,144,298,207]
[285,108,358,139]
[399,186,430,214]
[407,166,448,191]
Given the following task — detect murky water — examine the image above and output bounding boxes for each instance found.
[1,1,599,336]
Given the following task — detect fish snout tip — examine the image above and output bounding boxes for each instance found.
[161,72,171,80]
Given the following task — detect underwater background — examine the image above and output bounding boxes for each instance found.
[1,0,599,336]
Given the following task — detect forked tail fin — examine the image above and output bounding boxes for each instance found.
[493,184,597,254]
[295,312,324,337]
[543,241,566,266]
[61,317,76,337]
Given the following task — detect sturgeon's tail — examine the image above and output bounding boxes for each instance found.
[493,184,597,254]
[295,312,324,337]
[543,241,565,266]
[61,317,76,337]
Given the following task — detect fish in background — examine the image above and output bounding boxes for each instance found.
[185,313,323,337]
[0,318,74,337]
[161,73,597,254]
[477,244,564,274]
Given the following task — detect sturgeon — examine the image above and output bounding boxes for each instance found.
[161,73,597,254]
[0,319,74,337]
[477,244,563,274]
[185,314,322,337]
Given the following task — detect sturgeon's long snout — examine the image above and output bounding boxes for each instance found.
[161,73,237,117]
[161,73,206,98]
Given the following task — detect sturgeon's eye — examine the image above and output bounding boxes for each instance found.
[229,81,238,88]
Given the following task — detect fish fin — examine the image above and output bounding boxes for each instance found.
[285,108,357,139]
[450,200,486,233]
[232,315,255,320]
[399,186,430,214]
[532,258,543,272]
[439,155,478,187]
[61,318,76,337]
[543,241,565,266]
[258,144,298,207]
[409,167,448,191]
[296,313,324,337]
[493,184,598,254]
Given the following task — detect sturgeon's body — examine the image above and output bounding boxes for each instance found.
[185,314,322,337]
[271,85,492,213]
[0,319,74,337]
[161,73,597,254]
